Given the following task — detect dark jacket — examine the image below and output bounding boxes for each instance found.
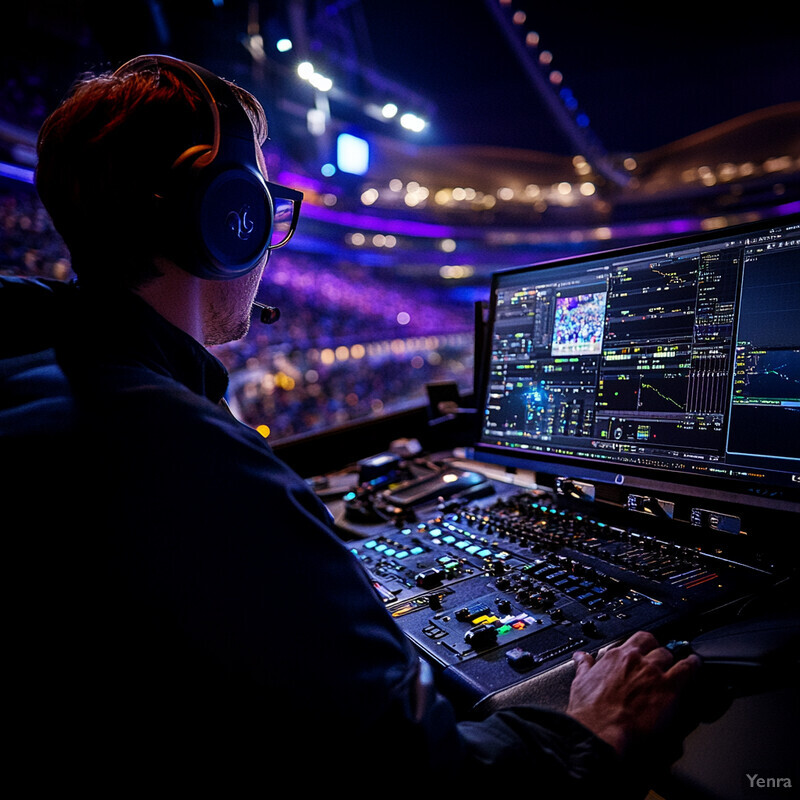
[0,276,632,794]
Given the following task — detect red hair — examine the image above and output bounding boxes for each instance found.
[36,62,267,289]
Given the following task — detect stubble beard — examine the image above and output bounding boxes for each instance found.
[203,260,266,346]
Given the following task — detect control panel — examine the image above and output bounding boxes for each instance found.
[345,479,776,713]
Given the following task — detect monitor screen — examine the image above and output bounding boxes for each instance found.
[473,213,800,504]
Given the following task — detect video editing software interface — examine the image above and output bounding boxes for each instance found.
[476,215,800,495]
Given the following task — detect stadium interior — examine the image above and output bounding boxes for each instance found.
[2,2,799,797]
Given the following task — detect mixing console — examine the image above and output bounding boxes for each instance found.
[345,478,777,713]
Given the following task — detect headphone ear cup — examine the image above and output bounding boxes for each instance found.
[117,56,274,280]
[195,165,273,279]
[156,146,273,280]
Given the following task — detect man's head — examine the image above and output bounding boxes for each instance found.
[35,55,270,292]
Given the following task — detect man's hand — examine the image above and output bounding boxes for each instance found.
[566,631,702,758]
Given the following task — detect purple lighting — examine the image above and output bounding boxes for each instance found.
[298,200,459,238]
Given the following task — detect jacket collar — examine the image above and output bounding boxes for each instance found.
[61,282,230,403]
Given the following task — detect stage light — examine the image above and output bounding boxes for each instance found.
[309,73,333,92]
[381,102,398,119]
[440,265,474,279]
[307,107,326,136]
[276,38,293,52]
[338,132,370,175]
[360,188,379,205]
[400,112,426,132]
[297,61,333,92]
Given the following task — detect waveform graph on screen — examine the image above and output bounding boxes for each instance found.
[601,373,689,414]
[604,256,699,345]
[734,347,800,401]
[727,245,800,466]
[728,345,800,462]
[638,376,689,413]
[597,341,693,416]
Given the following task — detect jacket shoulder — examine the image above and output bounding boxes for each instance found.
[0,348,76,438]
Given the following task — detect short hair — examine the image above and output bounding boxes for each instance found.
[35,60,268,290]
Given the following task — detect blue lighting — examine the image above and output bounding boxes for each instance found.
[336,133,369,175]
[0,162,35,184]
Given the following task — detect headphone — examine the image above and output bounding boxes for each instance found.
[113,54,273,281]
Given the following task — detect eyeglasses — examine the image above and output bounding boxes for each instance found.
[266,181,303,250]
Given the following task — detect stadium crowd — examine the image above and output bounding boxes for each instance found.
[1,180,475,440]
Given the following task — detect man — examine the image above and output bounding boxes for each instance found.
[1,55,700,793]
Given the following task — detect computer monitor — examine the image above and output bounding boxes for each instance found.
[472,213,800,508]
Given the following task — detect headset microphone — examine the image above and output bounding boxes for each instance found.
[253,301,280,325]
